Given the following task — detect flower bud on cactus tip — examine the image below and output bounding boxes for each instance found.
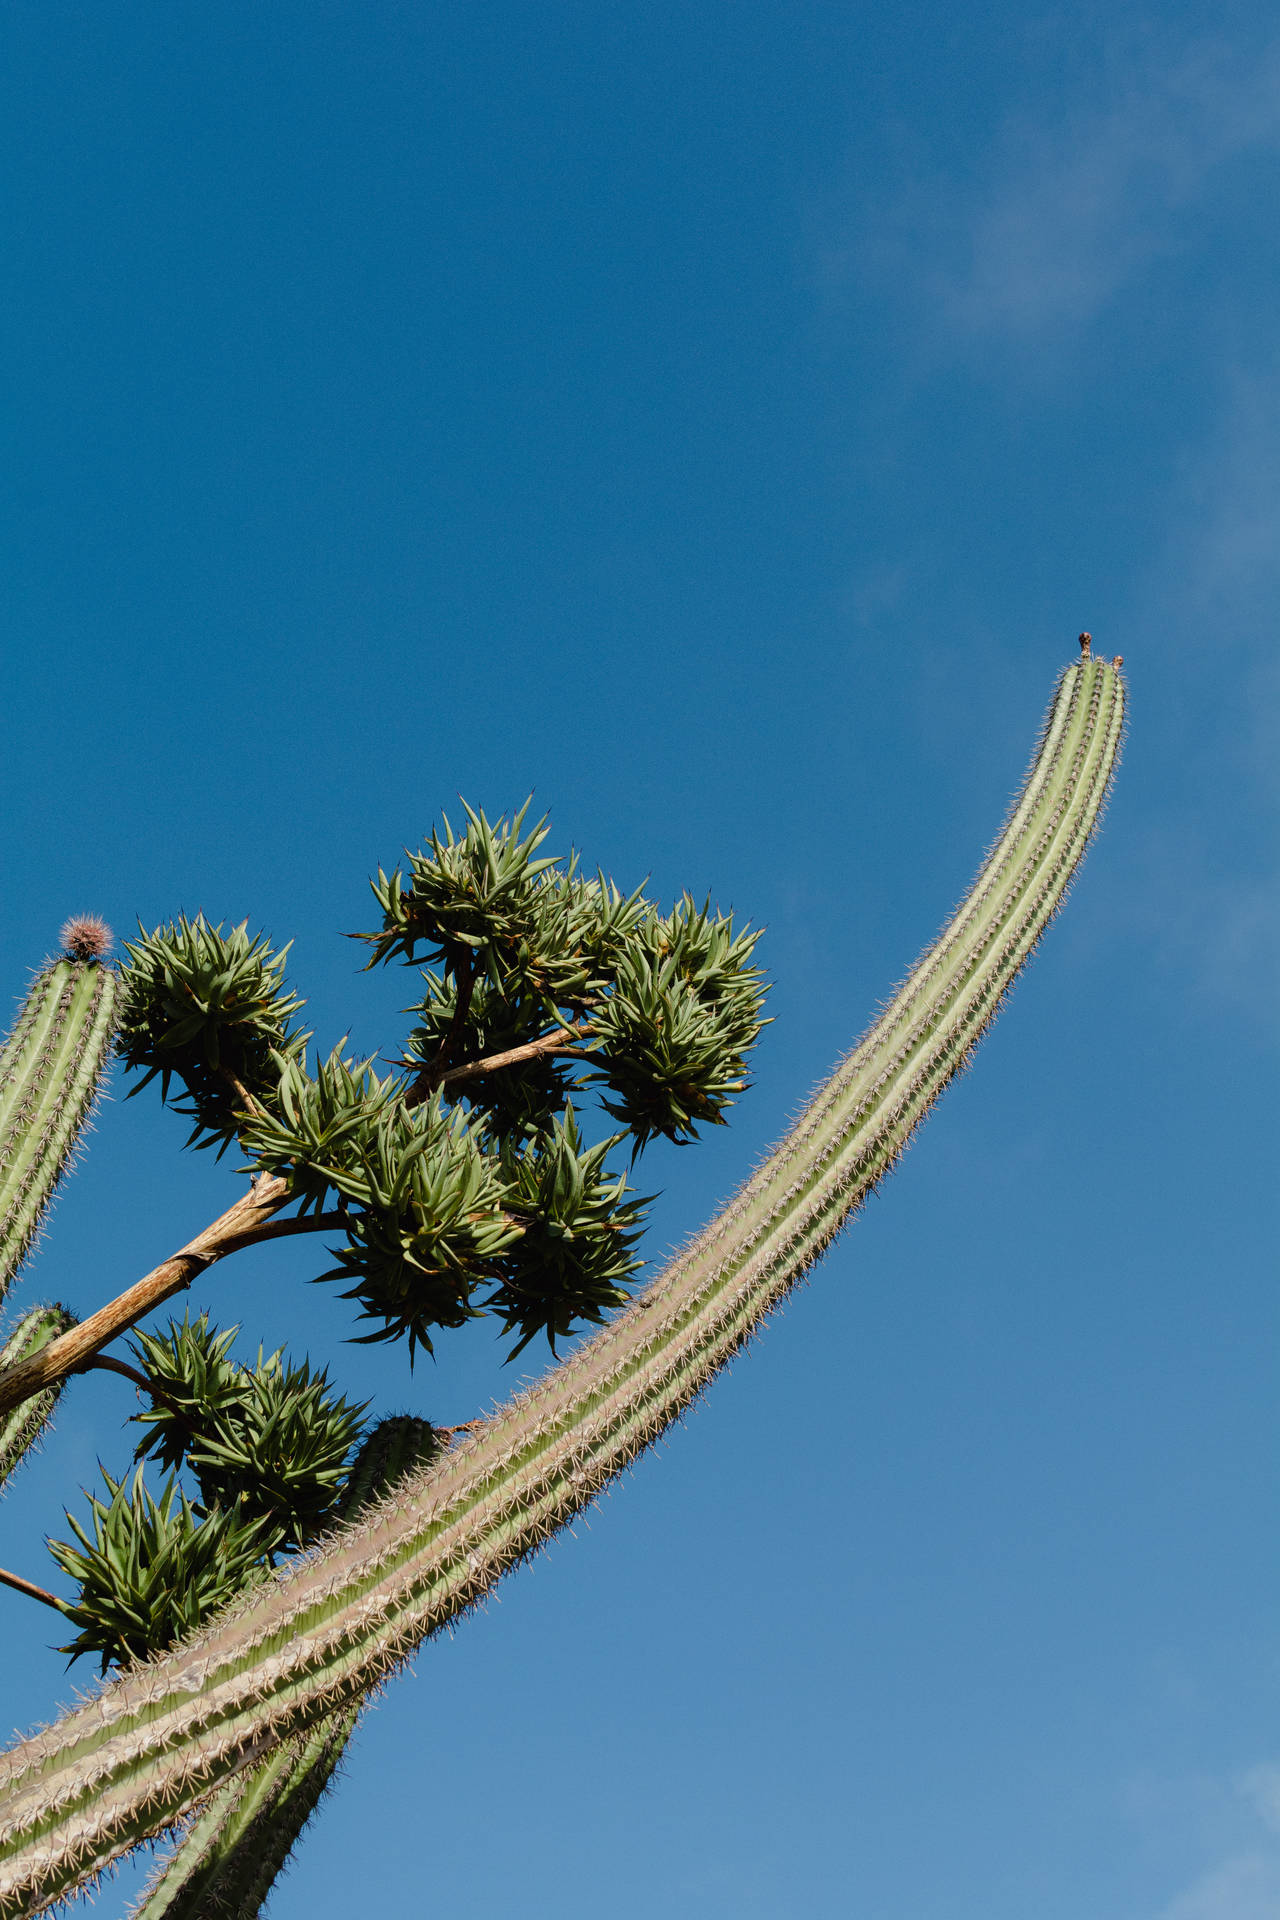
[59,915,114,962]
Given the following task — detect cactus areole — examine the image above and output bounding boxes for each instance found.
[0,657,1125,1916]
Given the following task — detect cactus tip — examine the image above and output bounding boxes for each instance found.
[59,916,114,963]
[1078,632,1092,655]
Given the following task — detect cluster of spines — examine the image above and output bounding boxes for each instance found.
[129,1420,442,1920]
[0,661,1126,1916]
[0,947,117,1306]
[0,1306,77,1491]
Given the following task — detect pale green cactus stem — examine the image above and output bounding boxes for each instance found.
[0,951,117,1306]
[129,1420,443,1920]
[0,1306,77,1491]
[129,1721,357,1920]
[0,658,1126,1917]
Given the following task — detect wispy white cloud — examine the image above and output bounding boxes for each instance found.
[847,34,1280,346]
[1159,1850,1280,1920]
[1110,355,1280,1028]
[1153,1767,1280,1918]
[823,26,1280,1026]
[1124,1761,1280,1920]
[1147,361,1280,732]
[1168,361,1280,674]
[1239,1764,1280,1835]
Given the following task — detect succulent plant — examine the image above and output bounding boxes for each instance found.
[0,654,1124,1918]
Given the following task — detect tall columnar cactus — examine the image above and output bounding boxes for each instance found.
[0,657,1125,1917]
[0,1306,77,1492]
[0,931,117,1306]
[130,1420,442,1920]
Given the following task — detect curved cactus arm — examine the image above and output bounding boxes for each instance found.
[0,957,117,1306]
[129,1421,442,1920]
[0,658,1126,1917]
[0,1307,77,1491]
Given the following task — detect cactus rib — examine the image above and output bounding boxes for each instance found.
[0,1308,77,1491]
[129,1421,442,1920]
[0,960,117,1306]
[0,659,1126,1917]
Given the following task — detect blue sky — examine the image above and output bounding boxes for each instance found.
[0,6,1276,1916]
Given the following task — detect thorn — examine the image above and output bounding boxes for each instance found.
[1113,655,1123,669]
[1078,632,1092,656]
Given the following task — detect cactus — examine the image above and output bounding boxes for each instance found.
[0,930,113,1493]
[0,654,1125,1915]
[0,1305,77,1491]
[129,1420,442,1920]
[0,941,117,1306]
[127,1721,357,1920]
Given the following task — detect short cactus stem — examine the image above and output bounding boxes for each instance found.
[0,1306,76,1491]
[130,1422,442,1920]
[0,659,1126,1917]
[0,955,117,1306]
[127,1718,360,1920]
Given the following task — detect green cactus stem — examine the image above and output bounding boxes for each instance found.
[0,1306,77,1491]
[130,1421,442,1920]
[0,658,1126,1917]
[0,951,117,1306]
[129,1720,358,1920]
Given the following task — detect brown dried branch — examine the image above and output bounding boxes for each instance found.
[432,1027,585,1090]
[0,1180,343,1421]
[0,1564,70,1615]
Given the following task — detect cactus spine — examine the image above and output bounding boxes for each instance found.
[0,659,1125,1916]
[0,1306,76,1491]
[0,956,117,1305]
[130,1421,442,1920]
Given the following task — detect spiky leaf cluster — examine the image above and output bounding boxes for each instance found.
[46,1318,366,1672]
[409,969,580,1138]
[374,803,767,1150]
[115,917,307,1150]
[362,799,561,977]
[490,1108,647,1355]
[129,1315,367,1547]
[48,1471,275,1673]
[238,1045,396,1213]
[317,1096,520,1358]
[589,895,768,1146]
[289,802,765,1356]
[245,1042,651,1360]
[107,807,766,1364]
[242,1051,551,1357]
